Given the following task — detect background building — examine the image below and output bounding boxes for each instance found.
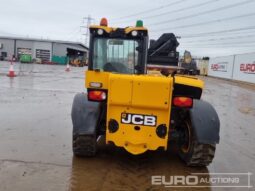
[0,36,88,64]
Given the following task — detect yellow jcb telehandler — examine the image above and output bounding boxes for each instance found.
[71,18,220,166]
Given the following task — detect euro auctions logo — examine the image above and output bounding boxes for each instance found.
[151,173,253,188]
[211,62,228,72]
[240,62,255,74]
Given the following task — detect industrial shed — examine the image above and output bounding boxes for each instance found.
[0,36,88,64]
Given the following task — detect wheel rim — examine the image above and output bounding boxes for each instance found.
[181,120,192,153]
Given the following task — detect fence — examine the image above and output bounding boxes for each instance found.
[208,52,255,84]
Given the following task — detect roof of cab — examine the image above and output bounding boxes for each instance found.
[89,25,148,34]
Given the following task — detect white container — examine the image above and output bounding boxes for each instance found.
[208,56,234,79]
[233,53,255,84]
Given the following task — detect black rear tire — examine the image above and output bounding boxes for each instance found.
[178,119,216,166]
[73,135,97,157]
[71,93,101,157]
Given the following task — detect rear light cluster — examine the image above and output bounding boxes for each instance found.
[88,90,106,101]
[173,97,193,108]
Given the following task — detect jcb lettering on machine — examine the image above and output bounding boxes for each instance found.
[121,113,157,126]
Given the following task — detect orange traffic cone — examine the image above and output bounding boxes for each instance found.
[7,64,16,77]
[65,63,70,72]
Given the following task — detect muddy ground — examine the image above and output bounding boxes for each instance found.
[0,61,254,191]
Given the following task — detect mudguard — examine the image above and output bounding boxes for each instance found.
[189,100,220,144]
[71,93,100,136]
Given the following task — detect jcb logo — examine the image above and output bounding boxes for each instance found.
[121,113,157,126]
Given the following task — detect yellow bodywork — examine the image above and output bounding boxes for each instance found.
[86,71,173,154]
[86,70,204,155]
[85,23,205,155]
[85,22,206,155]
[175,75,204,89]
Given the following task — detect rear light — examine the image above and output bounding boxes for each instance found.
[88,90,106,101]
[173,97,193,108]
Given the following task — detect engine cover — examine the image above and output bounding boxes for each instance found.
[106,74,173,154]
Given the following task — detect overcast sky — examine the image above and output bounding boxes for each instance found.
[1,0,255,57]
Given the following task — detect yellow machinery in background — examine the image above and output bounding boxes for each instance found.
[70,58,87,67]
[180,50,200,75]
[71,18,220,166]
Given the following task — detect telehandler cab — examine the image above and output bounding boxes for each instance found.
[71,18,220,166]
